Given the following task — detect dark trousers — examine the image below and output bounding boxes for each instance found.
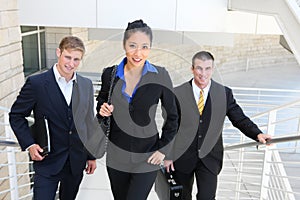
[175,159,217,200]
[33,160,84,200]
[107,167,157,200]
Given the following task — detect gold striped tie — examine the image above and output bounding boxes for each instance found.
[197,90,204,115]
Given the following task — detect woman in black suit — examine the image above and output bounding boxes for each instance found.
[96,19,178,200]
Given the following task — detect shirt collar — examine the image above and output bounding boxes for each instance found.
[116,58,158,79]
[192,79,211,97]
[53,64,77,83]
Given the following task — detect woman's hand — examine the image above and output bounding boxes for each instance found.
[147,151,165,165]
[99,102,114,117]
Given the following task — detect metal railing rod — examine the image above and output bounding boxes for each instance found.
[0,106,9,112]
[218,189,260,195]
[0,187,15,195]
[222,167,262,171]
[16,161,33,165]
[228,171,262,176]
[219,180,261,187]
[17,172,34,177]
[264,186,300,195]
[18,182,33,189]
[231,87,300,93]
[218,190,260,196]
[265,174,300,180]
[218,189,260,197]
[19,194,33,200]
[269,116,300,126]
[0,140,19,147]
[267,160,300,164]
[0,122,10,126]
[0,177,10,181]
[266,146,300,151]
[225,150,263,154]
[234,93,300,99]
[0,149,19,153]
[252,99,300,119]
[223,160,265,163]
[19,190,34,200]
[223,99,300,130]
[217,197,257,200]
[224,135,300,150]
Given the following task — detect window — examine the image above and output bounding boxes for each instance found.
[21,26,46,76]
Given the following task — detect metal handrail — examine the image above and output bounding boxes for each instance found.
[0,140,19,147]
[224,135,300,150]
[224,98,300,130]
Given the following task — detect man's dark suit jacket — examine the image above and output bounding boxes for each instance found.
[9,68,95,177]
[173,79,262,175]
[96,65,178,169]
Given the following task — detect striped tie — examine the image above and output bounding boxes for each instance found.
[197,90,204,115]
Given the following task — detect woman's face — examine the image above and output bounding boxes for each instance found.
[124,31,151,68]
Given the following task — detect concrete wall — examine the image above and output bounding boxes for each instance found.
[44,27,96,69]
[80,33,297,86]
[0,1,31,199]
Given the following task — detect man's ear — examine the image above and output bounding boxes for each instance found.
[56,48,61,57]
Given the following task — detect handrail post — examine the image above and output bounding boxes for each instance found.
[235,134,246,199]
[260,110,276,199]
[4,111,19,199]
[296,116,300,152]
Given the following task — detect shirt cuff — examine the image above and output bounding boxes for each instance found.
[25,144,35,151]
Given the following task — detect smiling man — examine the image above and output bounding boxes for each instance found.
[162,51,272,200]
[9,36,97,200]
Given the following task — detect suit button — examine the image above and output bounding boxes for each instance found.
[198,135,202,138]
[69,131,72,134]
[199,120,203,123]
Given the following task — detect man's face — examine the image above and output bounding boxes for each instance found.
[192,58,214,89]
[56,48,83,80]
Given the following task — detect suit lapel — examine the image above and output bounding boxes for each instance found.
[198,80,227,158]
[187,80,201,117]
[72,76,81,119]
[72,75,92,122]
[44,68,68,125]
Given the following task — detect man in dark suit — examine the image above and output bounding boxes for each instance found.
[9,36,97,200]
[163,51,272,200]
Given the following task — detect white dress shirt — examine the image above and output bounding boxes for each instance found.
[53,64,76,106]
[192,79,211,106]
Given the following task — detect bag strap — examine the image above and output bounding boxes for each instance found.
[104,65,117,138]
[107,65,117,104]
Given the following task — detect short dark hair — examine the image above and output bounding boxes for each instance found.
[59,36,85,55]
[123,19,153,47]
[192,51,214,67]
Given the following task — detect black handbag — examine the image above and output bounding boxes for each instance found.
[155,166,183,200]
[100,65,117,149]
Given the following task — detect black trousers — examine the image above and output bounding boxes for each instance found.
[174,159,217,200]
[33,160,83,200]
[107,166,158,200]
